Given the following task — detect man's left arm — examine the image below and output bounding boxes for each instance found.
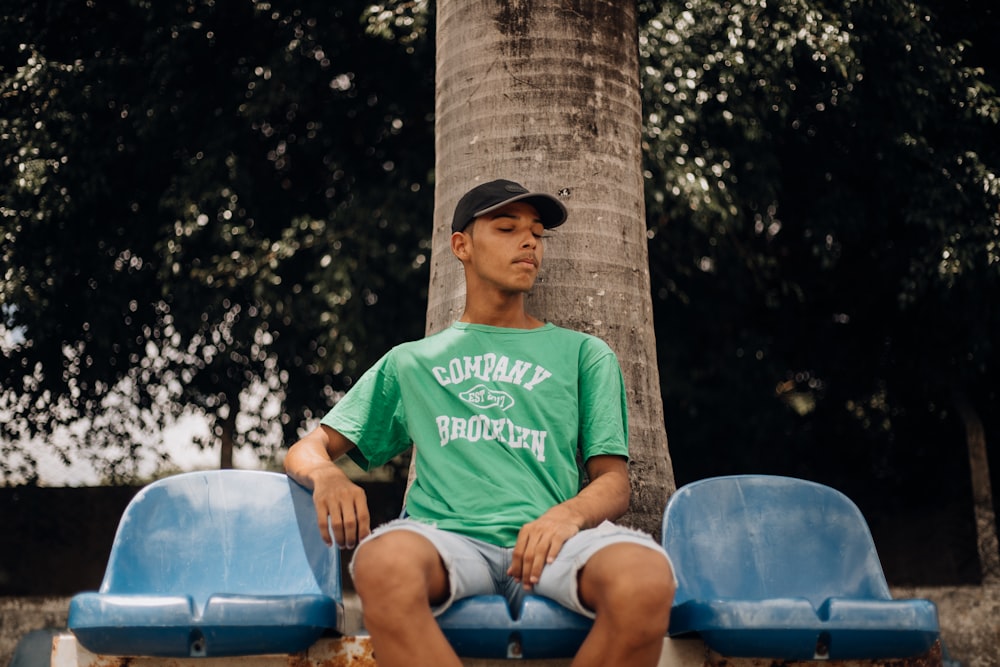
[507,454,630,590]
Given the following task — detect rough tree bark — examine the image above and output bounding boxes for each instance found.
[428,0,675,534]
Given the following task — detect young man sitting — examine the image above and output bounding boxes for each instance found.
[285,179,675,667]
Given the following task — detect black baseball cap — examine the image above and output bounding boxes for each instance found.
[451,179,568,233]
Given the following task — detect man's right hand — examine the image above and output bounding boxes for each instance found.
[310,466,371,548]
[285,425,371,549]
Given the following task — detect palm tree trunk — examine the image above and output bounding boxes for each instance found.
[953,385,1000,584]
[429,0,674,535]
[218,393,239,470]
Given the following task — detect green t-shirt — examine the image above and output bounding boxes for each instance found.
[320,321,629,546]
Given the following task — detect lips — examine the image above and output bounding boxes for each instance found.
[513,254,537,267]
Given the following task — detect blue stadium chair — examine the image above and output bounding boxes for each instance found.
[68,470,343,657]
[437,594,592,659]
[661,475,940,660]
[389,505,595,658]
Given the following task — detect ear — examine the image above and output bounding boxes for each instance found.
[451,230,471,261]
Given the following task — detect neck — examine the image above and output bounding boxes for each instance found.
[459,294,544,329]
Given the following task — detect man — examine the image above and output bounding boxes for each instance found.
[285,179,675,667]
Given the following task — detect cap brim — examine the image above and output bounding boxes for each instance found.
[473,193,567,229]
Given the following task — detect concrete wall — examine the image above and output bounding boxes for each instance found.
[896,585,1000,667]
[1,597,68,667]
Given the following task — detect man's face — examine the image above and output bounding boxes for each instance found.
[459,201,546,295]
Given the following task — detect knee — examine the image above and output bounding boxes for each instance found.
[585,547,675,635]
[609,558,674,615]
[352,537,413,597]
[351,531,447,612]
[636,558,675,626]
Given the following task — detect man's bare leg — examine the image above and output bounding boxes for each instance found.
[572,543,675,667]
[351,530,462,667]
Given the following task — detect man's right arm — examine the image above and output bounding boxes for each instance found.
[285,425,371,549]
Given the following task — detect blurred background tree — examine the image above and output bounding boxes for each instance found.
[640,0,1000,582]
[2,0,999,584]
[1,0,433,480]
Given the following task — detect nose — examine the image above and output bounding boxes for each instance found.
[520,231,537,248]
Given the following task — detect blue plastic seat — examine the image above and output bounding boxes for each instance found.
[661,475,939,660]
[68,470,343,657]
[391,504,594,658]
[437,594,592,659]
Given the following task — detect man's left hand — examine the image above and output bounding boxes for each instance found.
[507,506,584,590]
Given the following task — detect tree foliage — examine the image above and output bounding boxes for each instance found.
[639,0,1000,509]
[1,0,998,534]
[1,0,434,481]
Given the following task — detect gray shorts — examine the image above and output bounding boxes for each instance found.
[350,518,673,619]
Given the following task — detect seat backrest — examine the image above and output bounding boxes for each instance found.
[662,475,891,609]
[100,470,340,609]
